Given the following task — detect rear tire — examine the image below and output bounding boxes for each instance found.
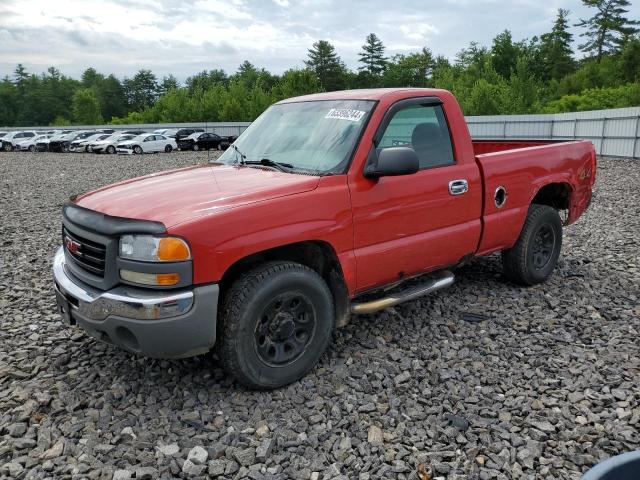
[219,262,334,389]
[28,145,35,152]
[133,145,143,154]
[106,145,116,154]
[165,145,173,153]
[502,204,563,285]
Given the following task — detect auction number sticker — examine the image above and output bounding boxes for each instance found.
[325,108,366,122]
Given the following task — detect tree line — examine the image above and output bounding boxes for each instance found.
[0,0,638,127]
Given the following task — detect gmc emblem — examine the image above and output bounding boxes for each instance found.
[64,236,81,256]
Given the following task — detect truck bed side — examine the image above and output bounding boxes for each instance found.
[475,140,596,256]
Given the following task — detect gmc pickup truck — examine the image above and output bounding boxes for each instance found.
[53,88,596,389]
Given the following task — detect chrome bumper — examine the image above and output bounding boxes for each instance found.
[53,247,193,321]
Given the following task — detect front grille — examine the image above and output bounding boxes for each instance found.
[63,227,107,277]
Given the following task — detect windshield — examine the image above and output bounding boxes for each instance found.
[217,99,375,174]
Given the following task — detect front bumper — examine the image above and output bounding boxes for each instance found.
[52,247,218,358]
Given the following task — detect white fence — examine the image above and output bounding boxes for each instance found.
[4,106,639,159]
[466,106,640,159]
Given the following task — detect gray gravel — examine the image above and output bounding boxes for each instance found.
[0,151,638,480]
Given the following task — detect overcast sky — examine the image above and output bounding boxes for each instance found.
[1,0,638,82]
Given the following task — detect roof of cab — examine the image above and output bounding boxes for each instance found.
[276,88,449,104]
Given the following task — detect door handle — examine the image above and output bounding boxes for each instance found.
[449,179,468,196]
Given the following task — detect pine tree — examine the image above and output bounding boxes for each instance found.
[540,9,575,80]
[305,40,346,91]
[358,33,387,76]
[576,0,640,60]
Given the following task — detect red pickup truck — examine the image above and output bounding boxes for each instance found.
[53,88,596,388]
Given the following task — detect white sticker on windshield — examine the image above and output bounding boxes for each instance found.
[325,108,366,122]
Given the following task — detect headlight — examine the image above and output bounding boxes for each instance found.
[119,235,191,262]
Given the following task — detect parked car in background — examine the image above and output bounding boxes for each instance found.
[47,131,89,153]
[163,128,205,141]
[116,134,176,154]
[177,132,223,151]
[153,129,168,135]
[70,133,111,152]
[2,131,37,151]
[121,129,148,136]
[220,135,237,150]
[89,133,136,154]
[17,134,50,152]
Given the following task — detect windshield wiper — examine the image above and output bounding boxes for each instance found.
[231,144,247,165]
[243,158,294,172]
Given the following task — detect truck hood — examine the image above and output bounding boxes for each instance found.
[74,164,320,227]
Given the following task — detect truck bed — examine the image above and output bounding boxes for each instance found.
[473,139,596,256]
[472,139,563,155]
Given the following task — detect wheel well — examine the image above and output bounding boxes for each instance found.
[532,182,571,210]
[219,241,351,328]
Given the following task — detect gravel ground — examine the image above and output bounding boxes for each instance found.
[0,151,638,480]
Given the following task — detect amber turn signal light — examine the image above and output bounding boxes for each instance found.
[157,238,191,262]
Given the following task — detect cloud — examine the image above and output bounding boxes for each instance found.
[0,0,637,80]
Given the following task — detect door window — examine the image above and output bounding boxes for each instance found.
[378,104,455,169]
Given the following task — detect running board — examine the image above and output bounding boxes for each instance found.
[350,270,455,314]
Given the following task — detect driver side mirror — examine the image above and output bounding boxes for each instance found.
[364,146,419,179]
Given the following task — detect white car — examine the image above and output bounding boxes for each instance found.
[69,133,111,152]
[153,128,168,135]
[2,131,37,151]
[89,133,136,154]
[116,134,177,154]
[17,134,50,152]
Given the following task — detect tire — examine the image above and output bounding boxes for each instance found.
[3,143,13,152]
[165,145,173,153]
[61,144,69,153]
[106,145,116,154]
[133,145,143,154]
[193,144,199,151]
[219,262,334,389]
[501,204,563,286]
[28,145,35,152]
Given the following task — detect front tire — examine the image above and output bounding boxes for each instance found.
[165,145,173,153]
[502,204,563,285]
[219,262,334,389]
[106,145,116,154]
[133,145,143,154]
[28,145,35,152]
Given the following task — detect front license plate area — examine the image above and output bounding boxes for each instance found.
[54,287,75,325]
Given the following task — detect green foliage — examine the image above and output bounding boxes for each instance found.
[358,33,387,77]
[576,0,639,59]
[305,40,346,91]
[539,9,575,80]
[543,82,640,112]
[72,88,103,124]
[1,15,639,127]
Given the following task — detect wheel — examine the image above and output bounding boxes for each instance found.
[133,145,143,154]
[106,145,116,154]
[3,143,13,152]
[502,204,563,285]
[219,262,334,389]
[28,145,35,152]
[61,144,69,153]
[193,144,199,151]
[165,144,173,153]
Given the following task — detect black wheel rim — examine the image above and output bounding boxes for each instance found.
[254,292,316,367]
[532,224,555,270]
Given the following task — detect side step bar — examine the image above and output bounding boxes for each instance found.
[350,270,455,314]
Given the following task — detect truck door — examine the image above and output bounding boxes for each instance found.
[349,98,482,292]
